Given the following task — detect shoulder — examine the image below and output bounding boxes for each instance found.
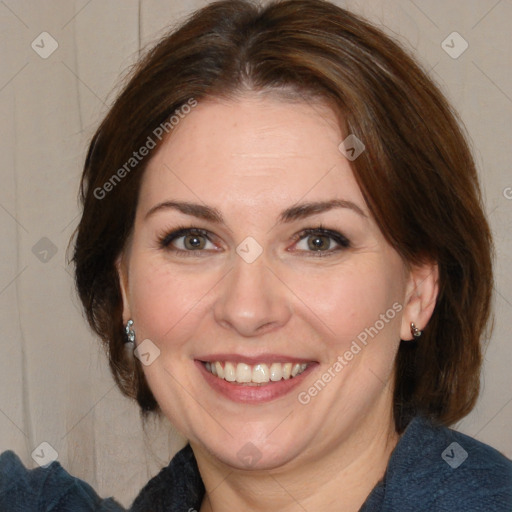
[0,450,124,511]
[380,416,512,511]
[130,443,204,512]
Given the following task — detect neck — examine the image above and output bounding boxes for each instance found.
[193,406,399,512]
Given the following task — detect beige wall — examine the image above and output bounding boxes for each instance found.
[0,0,510,506]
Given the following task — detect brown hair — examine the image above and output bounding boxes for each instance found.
[72,0,493,432]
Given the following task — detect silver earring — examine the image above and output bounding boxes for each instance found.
[410,322,422,338]
[125,319,135,345]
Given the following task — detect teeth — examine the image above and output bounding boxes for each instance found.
[291,363,302,377]
[269,363,282,381]
[215,361,224,379]
[236,363,252,383]
[252,364,269,383]
[224,362,236,382]
[204,361,308,384]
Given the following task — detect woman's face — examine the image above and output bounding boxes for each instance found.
[118,93,426,470]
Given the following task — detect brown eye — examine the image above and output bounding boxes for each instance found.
[293,228,350,255]
[183,234,207,250]
[307,234,333,251]
[158,227,216,253]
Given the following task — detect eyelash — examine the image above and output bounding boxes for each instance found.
[156,224,350,258]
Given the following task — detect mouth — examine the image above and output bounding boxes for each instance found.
[195,356,318,403]
[202,360,310,386]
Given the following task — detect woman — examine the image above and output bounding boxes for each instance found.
[1,0,510,510]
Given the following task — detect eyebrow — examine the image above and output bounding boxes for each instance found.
[145,201,223,223]
[279,199,366,221]
[144,199,366,223]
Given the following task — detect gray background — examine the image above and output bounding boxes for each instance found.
[0,0,510,506]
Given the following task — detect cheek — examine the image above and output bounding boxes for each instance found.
[128,253,215,349]
[286,258,404,350]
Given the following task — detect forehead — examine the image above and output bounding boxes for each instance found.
[138,94,367,215]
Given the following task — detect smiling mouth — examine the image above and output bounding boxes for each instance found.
[202,361,310,385]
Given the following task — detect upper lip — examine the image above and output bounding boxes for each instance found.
[196,353,317,365]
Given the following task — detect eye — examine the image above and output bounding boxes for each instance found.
[158,227,218,255]
[292,227,350,256]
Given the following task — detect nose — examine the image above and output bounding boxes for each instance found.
[213,252,292,337]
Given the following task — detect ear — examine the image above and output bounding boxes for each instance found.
[400,261,439,341]
[116,253,132,325]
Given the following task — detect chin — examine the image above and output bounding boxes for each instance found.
[194,428,312,472]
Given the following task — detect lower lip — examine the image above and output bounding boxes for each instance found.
[195,360,317,404]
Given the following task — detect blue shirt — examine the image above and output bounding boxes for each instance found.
[1,416,511,511]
